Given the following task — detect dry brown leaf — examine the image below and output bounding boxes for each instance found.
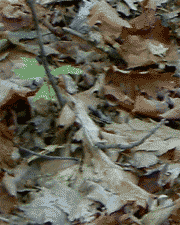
[56,104,76,130]
[105,66,179,101]
[0,120,14,141]
[134,138,176,156]
[132,95,169,118]
[118,0,178,68]
[141,203,175,225]
[0,136,19,169]
[159,98,180,120]
[129,8,156,31]
[87,0,131,41]
[103,85,135,111]
[74,73,105,110]
[0,184,18,214]
[0,0,33,31]
[138,170,162,193]
[118,34,178,68]
[0,78,34,108]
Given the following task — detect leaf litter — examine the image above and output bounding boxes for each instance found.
[0,0,180,224]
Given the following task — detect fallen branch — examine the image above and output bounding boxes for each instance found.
[95,119,166,150]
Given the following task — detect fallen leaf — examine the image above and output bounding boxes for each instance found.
[87,0,131,40]
[104,85,135,110]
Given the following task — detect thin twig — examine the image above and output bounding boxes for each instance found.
[26,0,67,109]
[18,145,80,162]
[96,119,166,150]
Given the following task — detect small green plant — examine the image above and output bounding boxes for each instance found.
[14,57,82,102]
[14,57,82,79]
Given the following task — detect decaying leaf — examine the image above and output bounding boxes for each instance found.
[132,95,169,118]
[104,85,135,110]
[87,0,131,40]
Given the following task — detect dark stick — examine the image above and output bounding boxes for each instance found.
[26,0,67,108]
[18,146,80,162]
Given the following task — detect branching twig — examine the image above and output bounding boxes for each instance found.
[95,119,166,150]
[26,0,67,109]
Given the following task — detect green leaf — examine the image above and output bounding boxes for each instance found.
[33,82,56,102]
[51,65,82,76]
[13,57,48,80]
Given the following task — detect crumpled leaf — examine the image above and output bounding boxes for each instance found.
[130,151,159,168]
[20,188,71,225]
[116,2,131,16]
[134,137,179,156]
[103,85,135,110]
[128,0,156,30]
[70,0,96,34]
[85,180,123,214]
[123,0,140,11]
[147,40,169,57]
[5,31,60,56]
[68,95,154,209]
[87,0,131,40]
[49,183,84,221]
[1,0,33,31]
[56,104,76,130]
[141,203,175,225]
[117,0,178,68]
[138,166,165,193]
[75,73,106,110]
[159,98,180,120]
[0,183,18,214]
[132,95,169,118]
[0,78,34,108]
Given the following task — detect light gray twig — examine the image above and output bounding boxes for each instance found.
[96,119,166,150]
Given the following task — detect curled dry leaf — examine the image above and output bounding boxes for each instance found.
[103,85,134,111]
[147,39,169,57]
[56,104,76,130]
[118,0,178,68]
[87,0,131,41]
[132,95,169,118]
[141,203,175,225]
[129,8,156,31]
[159,98,180,120]
[0,78,34,107]
[131,151,159,169]
[0,184,18,214]
[0,0,33,31]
